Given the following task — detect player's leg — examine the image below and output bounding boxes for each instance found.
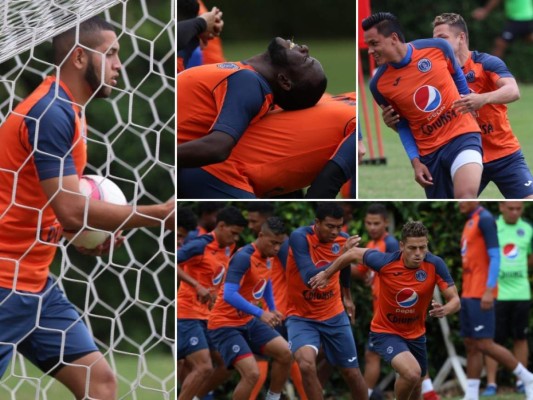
[250,358,269,399]
[261,336,292,397]
[289,361,309,400]
[233,355,261,400]
[451,158,482,199]
[178,349,213,400]
[195,350,231,398]
[363,347,382,396]
[483,150,533,199]
[390,352,422,400]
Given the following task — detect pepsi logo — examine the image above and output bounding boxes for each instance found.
[252,279,267,299]
[396,288,419,308]
[315,260,329,268]
[413,85,442,112]
[461,239,467,256]
[503,243,519,259]
[212,265,225,285]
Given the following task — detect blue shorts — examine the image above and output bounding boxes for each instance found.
[369,332,427,376]
[208,318,280,368]
[420,133,482,199]
[460,297,495,338]
[286,312,359,368]
[177,167,256,199]
[479,150,533,198]
[0,277,98,378]
[177,319,211,360]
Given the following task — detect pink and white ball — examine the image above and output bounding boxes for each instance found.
[62,175,127,249]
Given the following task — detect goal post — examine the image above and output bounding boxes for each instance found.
[0,1,175,399]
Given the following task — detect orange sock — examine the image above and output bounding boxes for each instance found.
[290,361,308,400]
[250,360,269,399]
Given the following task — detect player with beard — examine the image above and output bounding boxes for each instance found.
[177,37,328,172]
[0,16,175,399]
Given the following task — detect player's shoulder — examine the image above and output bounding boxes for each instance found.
[291,225,314,238]
[232,243,255,262]
[180,232,215,254]
[411,38,451,54]
[470,51,511,74]
[478,207,495,221]
[26,81,74,122]
[424,251,446,268]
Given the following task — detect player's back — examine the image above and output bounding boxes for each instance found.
[202,93,356,197]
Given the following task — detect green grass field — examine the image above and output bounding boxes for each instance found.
[0,353,174,399]
[358,83,533,199]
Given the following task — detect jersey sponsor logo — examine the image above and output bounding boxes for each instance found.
[461,239,467,256]
[190,336,199,346]
[414,86,442,112]
[253,278,268,299]
[393,77,401,86]
[415,270,427,282]
[503,243,519,259]
[315,260,329,268]
[417,58,432,72]
[217,62,240,70]
[465,70,476,83]
[332,243,340,254]
[302,289,335,300]
[396,288,418,308]
[517,228,525,237]
[387,313,420,324]
[212,265,226,285]
[420,107,460,135]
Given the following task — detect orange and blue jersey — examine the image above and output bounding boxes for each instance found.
[461,206,500,298]
[362,249,454,339]
[177,61,274,145]
[0,76,87,292]
[286,226,351,321]
[184,225,208,244]
[201,93,356,196]
[329,131,356,182]
[356,233,400,312]
[208,243,275,329]
[370,39,480,157]
[177,232,235,320]
[258,238,290,315]
[463,51,521,163]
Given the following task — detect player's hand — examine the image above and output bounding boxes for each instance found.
[199,7,224,41]
[163,199,175,230]
[411,158,433,188]
[273,310,285,321]
[453,94,484,115]
[472,7,489,21]
[380,104,400,130]
[343,297,356,325]
[309,271,329,289]
[74,233,125,256]
[358,140,366,165]
[195,284,212,304]
[344,235,361,251]
[481,289,495,310]
[364,270,375,287]
[429,300,446,318]
[260,311,282,328]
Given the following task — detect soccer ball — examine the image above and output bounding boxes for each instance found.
[62,174,128,249]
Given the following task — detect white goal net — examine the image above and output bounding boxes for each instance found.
[0,0,175,399]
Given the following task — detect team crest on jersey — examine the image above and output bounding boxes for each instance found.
[465,70,476,83]
[266,258,272,269]
[190,337,199,346]
[252,279,267,299]
[415,270,427,282]
[331,243,340,254]
[413,85,442,112]
[503,243,519,259]
[232,345,241,353]
[461,239,467,256]
[517,228,525,237]
[225,246,231,256]
[396,288,418,308]
[417,58,432,72]
[217,62,240,70]
[212,265,225,286]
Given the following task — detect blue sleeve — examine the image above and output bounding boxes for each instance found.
[362,250,400,272]
[427,253,455,287]
[478,211,500,288]
[331,132,356,179]
[369,66,390,107]
[177,235,212,263]
[472,51,513,79]
[289,228,329,285]
[25,93,77,180]
[264,280,276,311]
[384,235,400,252]
[224,282,264,318]
[397,120,420,161]
[211,69,272,142]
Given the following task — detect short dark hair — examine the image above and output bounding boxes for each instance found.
[401,221,428,241]
[216,206,247,227]
[366,203,389,220]
[261,217,286,235]
[247,202,275,217]
[52,16,116,65]
[433,13,469,45]
[274,75,328,111]
[198,202,225,216]
[362,12,405,43]
[177,206,198,231]
[315,202,344,221]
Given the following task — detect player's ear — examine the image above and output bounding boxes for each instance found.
[71,47,88,70]
[276,72,292,91]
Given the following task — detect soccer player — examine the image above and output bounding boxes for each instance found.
[482,201,533,396]
[0,17,174,399]
[472,0,533,59]
[310,221,460,400]
[383,13,533,199]
[285,203,367,400]
[459,201,533,400]
[178,93,355,199]
[362,12,483,199]
[207,217,292,400]
[184,202,225,243]
[177,38,327,168]
[178,206,198,248]
[177,206,247,400]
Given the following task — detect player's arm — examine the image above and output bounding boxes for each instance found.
[177,238,213,303]
[472,0,501,20]
[396,121,434,188]
[429,285,460,318]
[308,247,368,288]
[479,213,500,310]
[177,131,235,167]
[289,229,330,284]
[177,17,206,51]
[438,39,470,96]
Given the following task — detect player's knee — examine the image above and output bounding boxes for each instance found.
[275,347,293,366]
[296,357,317,377]
[92,368,117,400]
[401,368,422,385]
[241,365,260,385]
[195,362,214,380]
[476,338,495,353]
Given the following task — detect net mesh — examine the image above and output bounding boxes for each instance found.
[0,0,175,398]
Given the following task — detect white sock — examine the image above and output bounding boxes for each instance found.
[466,379,480,400]
[517,379,524,387]
[422,378,434,394]
[513,363,533,384]
[192,397,200,400]
[368,388,373,397]
[265,390,281,400]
